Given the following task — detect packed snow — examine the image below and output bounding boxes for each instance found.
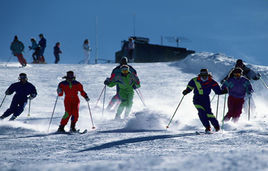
[0,53,268,171]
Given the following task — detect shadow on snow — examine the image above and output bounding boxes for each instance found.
[78,132,199,152]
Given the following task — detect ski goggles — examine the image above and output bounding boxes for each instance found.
[233,72,241,77]
[121,68,129,74]
[19,75,27,80]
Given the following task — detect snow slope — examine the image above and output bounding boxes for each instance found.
[0,53,268,171]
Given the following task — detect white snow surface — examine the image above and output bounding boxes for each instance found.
[0,53,268,171]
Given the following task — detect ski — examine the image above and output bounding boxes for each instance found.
[195,131,213,135]
[54,129,87,135]
[70,129,87,134]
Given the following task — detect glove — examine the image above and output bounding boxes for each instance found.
[182,90,189,95]
[104,78,110,85]
[57,88,62,95]
[84,95,90,102]
[5,90,11,95]
[28,94,36,100]
[221,88,228,94]
[254,73,261,80]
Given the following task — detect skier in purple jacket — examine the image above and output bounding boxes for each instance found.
[221,67,253,122]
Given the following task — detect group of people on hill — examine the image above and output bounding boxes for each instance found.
[11,34,47,67]
[10,35,93,66]
[0,57,140,133]
[0,56,261,133]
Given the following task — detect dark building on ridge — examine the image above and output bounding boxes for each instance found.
[115,36,195,63]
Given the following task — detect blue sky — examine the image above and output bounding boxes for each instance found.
[0,0,268,65]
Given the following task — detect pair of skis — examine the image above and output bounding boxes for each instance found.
[55,129,88,135]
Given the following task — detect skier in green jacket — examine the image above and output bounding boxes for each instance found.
[104,65,140,120]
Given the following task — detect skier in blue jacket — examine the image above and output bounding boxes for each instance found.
[182,69,223,133]
[0,73,37,120]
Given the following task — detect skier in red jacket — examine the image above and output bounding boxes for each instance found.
[57,71,89,132]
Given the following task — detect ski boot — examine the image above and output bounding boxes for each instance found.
[57,125,65,132]
[214,126,220,132]
[205,127,212,134]
[9,115,17,121]
[70,123,77,132]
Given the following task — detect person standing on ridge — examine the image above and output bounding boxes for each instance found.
[127,38,135,62]
[106,57,137,111]
[221,67,253,122]
[10,36,27,67]
[104,65,140,120]
[38,34,46,63]
[0,73,37,121]
[182,69,223,133]
[57,71,90,132]
[54,42,62,64]
[29,38,40,63]
[83,39,92,64]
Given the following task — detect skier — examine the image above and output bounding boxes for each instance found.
[83,39,92,64]
[106,57,137,111]
[127,38,135,62]
[29,38,40,63]
[0,73,37,121]
[221,59,261,83]
[221,67,253,122]
[10,36,27,67]
[38,34,46,63]
[104,65,140,119]
[57,71,90,132]
[182,69,223,133]
[54,42,62,64]
[221,59,259,114]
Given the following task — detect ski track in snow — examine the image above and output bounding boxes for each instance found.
[0,53,268,171]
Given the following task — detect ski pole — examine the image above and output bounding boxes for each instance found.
[48,96,59,132]
[135,89,146,107]
[5,56,13,67]
[166,95,185,128]
[222,94,227,129]
[248,96,251,121]
[87,101,95,129]
[210,94,216,103]
[27,99,31,117]
[215,95,220,119]
[95,85,105,107]
[102,85,106,116]
[0,95,7,109]
[260,77,268,89]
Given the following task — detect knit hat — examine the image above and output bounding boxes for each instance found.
[63,71,75,79]
[199,69,209,76]
[233,67,242,74]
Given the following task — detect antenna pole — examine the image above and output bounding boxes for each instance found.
[133,13,136,36]
[95,16,98,64]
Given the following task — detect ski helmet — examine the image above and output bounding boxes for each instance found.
[120,57,128,65]
[19,73,27,80]
[235,59,244,67]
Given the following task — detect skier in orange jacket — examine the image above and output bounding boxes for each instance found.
[57,71,89,132]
